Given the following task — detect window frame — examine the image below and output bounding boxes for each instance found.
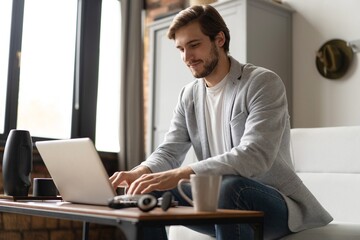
[1,0,118,158]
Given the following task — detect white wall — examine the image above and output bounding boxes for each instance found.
[283,0,360,128]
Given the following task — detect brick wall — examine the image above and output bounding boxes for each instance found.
[0,213,120,240]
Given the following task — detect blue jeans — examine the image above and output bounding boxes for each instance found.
[142,175,291,240]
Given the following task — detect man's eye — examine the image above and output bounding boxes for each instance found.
[190,43,199,48]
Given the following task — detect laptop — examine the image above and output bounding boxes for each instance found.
[35,138,116,205]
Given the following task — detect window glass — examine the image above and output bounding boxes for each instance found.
[16,0,77,138]
[0,1,13,133]
[96,0,122,152]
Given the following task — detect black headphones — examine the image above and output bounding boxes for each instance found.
[137,194,158,212]
[137,192,174,212]
[108,191,174,212]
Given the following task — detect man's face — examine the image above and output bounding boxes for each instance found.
[175,22,220,78]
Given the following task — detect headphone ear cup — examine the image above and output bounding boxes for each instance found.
[161,192,173,211]
[137,194,158,212]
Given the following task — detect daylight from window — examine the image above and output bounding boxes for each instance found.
[96,0,121,152]
[0,1,12,134]
[16,0,77,139]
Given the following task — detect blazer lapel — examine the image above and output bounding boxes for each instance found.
[223,57,245,150]
[193,80,211,159]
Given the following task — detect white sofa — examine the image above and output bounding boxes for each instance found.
[169,126,360,240]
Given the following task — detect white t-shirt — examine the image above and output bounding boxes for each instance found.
[204,75,228,157]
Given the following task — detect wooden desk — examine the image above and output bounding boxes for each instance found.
[0,199,264,240]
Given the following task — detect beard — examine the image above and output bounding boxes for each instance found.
[190,43,219,78]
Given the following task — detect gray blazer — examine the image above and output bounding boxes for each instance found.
[142,56,332,232]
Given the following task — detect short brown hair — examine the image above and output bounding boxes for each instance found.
[167,5,230,53]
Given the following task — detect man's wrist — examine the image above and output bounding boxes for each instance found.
[178,166,195,179]
[131,165,152,176]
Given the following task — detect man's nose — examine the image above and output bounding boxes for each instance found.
[183,49,192,62]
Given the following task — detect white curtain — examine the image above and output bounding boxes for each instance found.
[118,0,145,170]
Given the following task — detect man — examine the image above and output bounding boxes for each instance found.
[110,4,332,240]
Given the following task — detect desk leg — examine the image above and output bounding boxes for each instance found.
[82,221,90,240]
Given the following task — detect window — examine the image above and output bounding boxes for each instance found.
[17,0,77,139]
[96,0,121,152]
[1,0,122,153]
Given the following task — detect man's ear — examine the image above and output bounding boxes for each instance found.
[215,31,226,48]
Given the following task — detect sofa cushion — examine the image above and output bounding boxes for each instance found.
[280,223,360,240]
[290,126,360,173]
[291,126,360,225]
[168,226,214,240]
[298,172,360,223]
[169,223,360,240]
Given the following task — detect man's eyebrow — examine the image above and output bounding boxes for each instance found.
[188,39,201,45]
[176,39,201,49]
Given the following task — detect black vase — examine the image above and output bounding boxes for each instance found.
[2,129,33,196]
